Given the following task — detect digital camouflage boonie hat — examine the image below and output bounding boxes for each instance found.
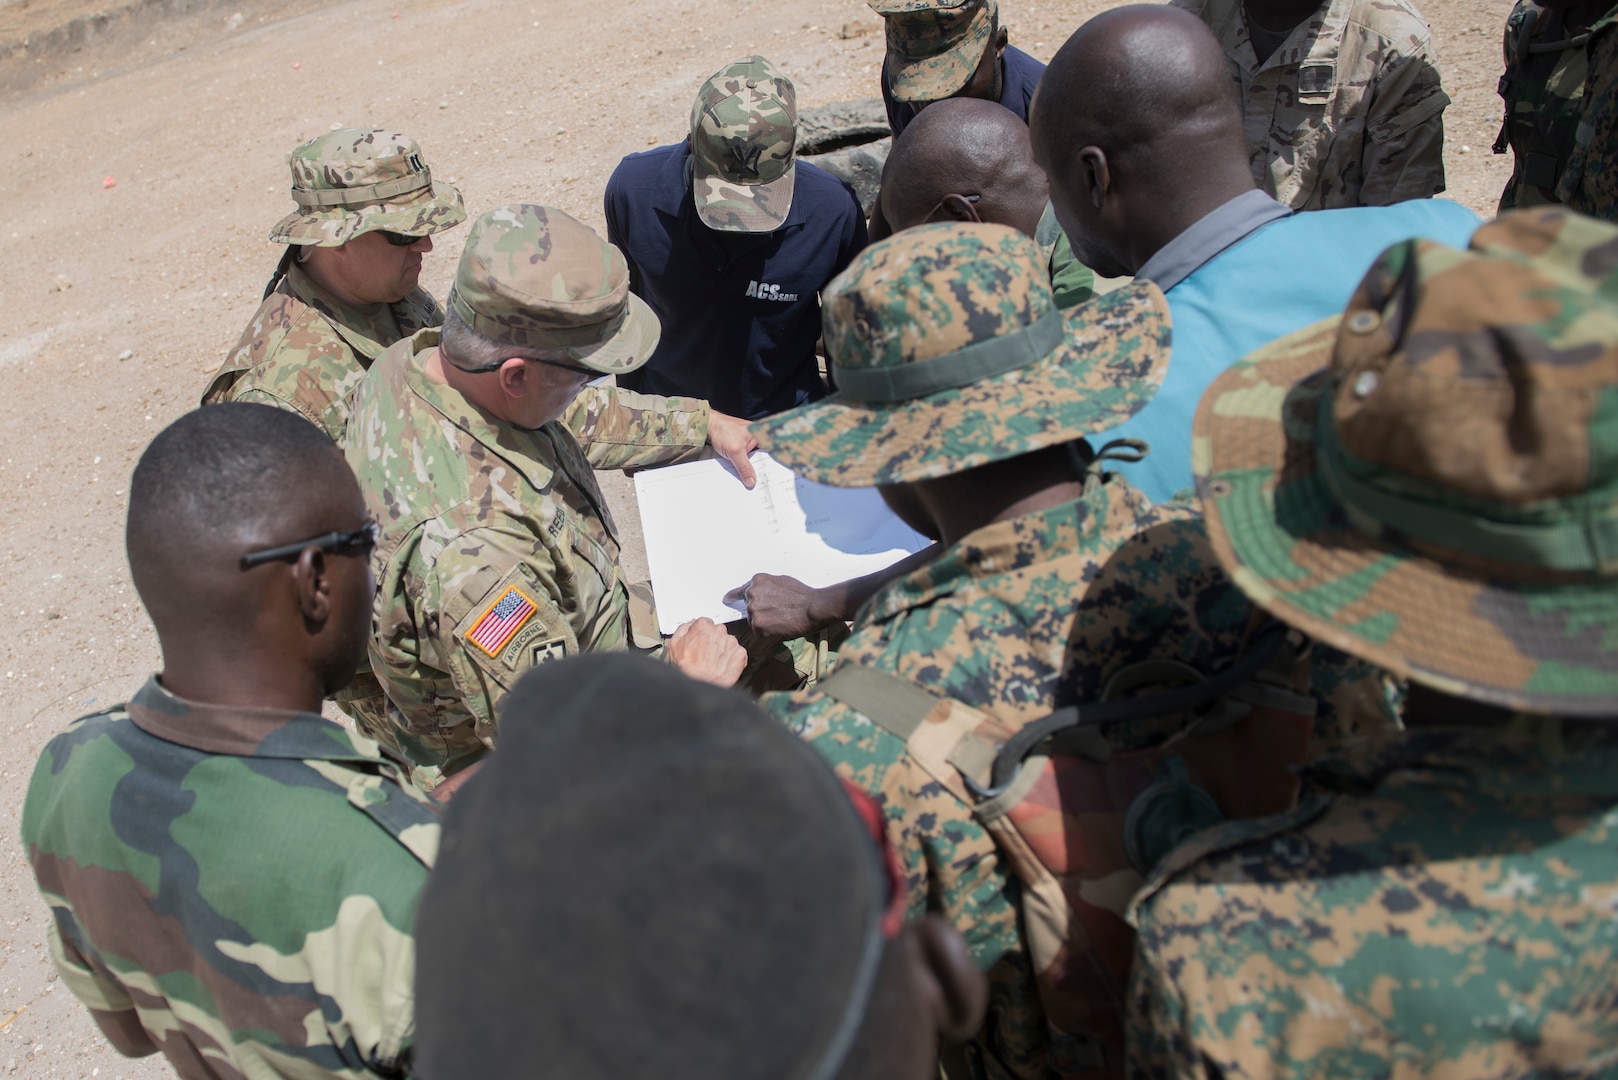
[1193,207,1618,717]
[870,0,996,103]
[756,222,1170,487]
[690,56,798,233]
[270,128,465,246]
[444,204,660,374]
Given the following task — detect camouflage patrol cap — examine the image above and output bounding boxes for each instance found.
[1193,207,1618,717]
[756,222,1170,487]
[871,0,996,103]
[690,56,798,233]
[270,128,465,247]
[444,204,660,374]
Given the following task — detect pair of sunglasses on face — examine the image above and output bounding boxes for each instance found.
[239,521,379,571]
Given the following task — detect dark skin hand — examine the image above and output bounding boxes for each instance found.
[725,544,942,638]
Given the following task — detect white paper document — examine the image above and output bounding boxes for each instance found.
[634,452,932,635]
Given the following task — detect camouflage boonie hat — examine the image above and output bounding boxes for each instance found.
[1193,207,1618,717]
[870,0,995,104]
[445,204,660,374]
[690,56,798,233]
[756,222,1170,487]
[270,128,465,246]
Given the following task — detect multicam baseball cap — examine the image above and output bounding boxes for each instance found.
[756,222,1170,487]
[690,56,798,233]
[1193,207,1618,717]
[270,128,465,246]
[444,204,660,375]
[870,0,996,103]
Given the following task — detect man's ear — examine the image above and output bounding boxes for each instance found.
[935,194,984,224]
[1077,146,1111,209]
[994,25,1009,55]
[495,356,530,401]
[905,917,986,1044]
[293,547,333,628]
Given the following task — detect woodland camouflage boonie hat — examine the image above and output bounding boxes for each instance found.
[1193,207,1618,717]
[870,0,996,103]
[690,56,798,233]
[270,129,465,246]
[445,204,660,374]
[756,222,1170,487]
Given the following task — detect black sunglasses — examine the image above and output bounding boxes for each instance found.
[239,521,379,571]
[460,355,601,378]
[379,230,421,247]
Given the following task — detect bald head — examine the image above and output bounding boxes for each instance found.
[880,98,1049,238]
[1030,5,1255,276]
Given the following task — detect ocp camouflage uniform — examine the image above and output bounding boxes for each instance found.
[1127,207,1618,1077]
[1556,11,1618,221]
[756,223,1394,1080]
[348,206,708,786]
[20,677,439,1079]
[1171,0,1450,210]
[1494,1,1618,211]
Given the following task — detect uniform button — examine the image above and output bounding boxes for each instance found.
[1346,310,1381,335]
[1353,370,1380,398]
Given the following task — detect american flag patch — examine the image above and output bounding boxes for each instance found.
[465,586,538,657]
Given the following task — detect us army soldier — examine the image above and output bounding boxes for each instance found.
[347,205,747,787]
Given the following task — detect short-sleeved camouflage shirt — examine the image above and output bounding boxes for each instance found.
[1171,0,1450,210]
[762,476,1395,1080]
[202,258,442,447]
[1127,720,1618,1078]
[20,676,439,1079]
[345,330,708,784]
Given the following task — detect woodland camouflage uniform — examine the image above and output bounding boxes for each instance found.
[1494,0,1618,211]
[1171,0,1450,210]
[1556,9,1618,220]
[1128,207,1618,1078]
[756,223,1395,1080]
[347,205,707,787]
[21,678,439,1079]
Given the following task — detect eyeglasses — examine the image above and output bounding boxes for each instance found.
[379,230,421,247]
[460,355,601,379]
[239,521,379,571]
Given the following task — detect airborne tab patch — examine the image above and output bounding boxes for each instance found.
[465,586,538,657]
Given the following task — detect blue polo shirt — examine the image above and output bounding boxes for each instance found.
[604,142,868,420]
[1097,190,1482,503]
[882,44,1046,137]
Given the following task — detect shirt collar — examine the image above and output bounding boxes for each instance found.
[1227,0,1352,72]
[1135,189,1292,291]
[397,328,567,494]
[284,260,434,361]
[862,476,1153,623]
[127,675,390,763]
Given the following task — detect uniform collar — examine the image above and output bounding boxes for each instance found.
[1299,720,1618,801]
[1223,0,1352,73]
[1135,189,1292,291]
[396,328,571,494]
[862,476,1154,623]
[127,675,391,763]
[283,259,437,362]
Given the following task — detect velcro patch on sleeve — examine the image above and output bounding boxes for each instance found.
[464,585,539,658]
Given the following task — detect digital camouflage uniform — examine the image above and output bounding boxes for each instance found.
[20,677,439,1079]
[1171,0,1450,210]
[690,56,799,232]
[1494,1,1618,211]
[1128,207,1618,1077]
[347,206,707,786]
[756,223,1395,1080]
[1556,10,1618,220]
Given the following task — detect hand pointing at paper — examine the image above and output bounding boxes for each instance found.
[706,411,759,489]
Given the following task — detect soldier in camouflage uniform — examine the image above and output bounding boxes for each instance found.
[753,222,1396,1080]
[1495,0,1618,211]
[202,129,466,445]
[1171,0,1450,210]
[347,204,749,787]
[1555,8,1618,219]
[21,403,440,1078]
[1127,206,1618,1077]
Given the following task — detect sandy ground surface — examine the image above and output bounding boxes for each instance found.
[0,0,1512,1073]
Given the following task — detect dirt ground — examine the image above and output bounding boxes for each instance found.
[0,0,1512,1073]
